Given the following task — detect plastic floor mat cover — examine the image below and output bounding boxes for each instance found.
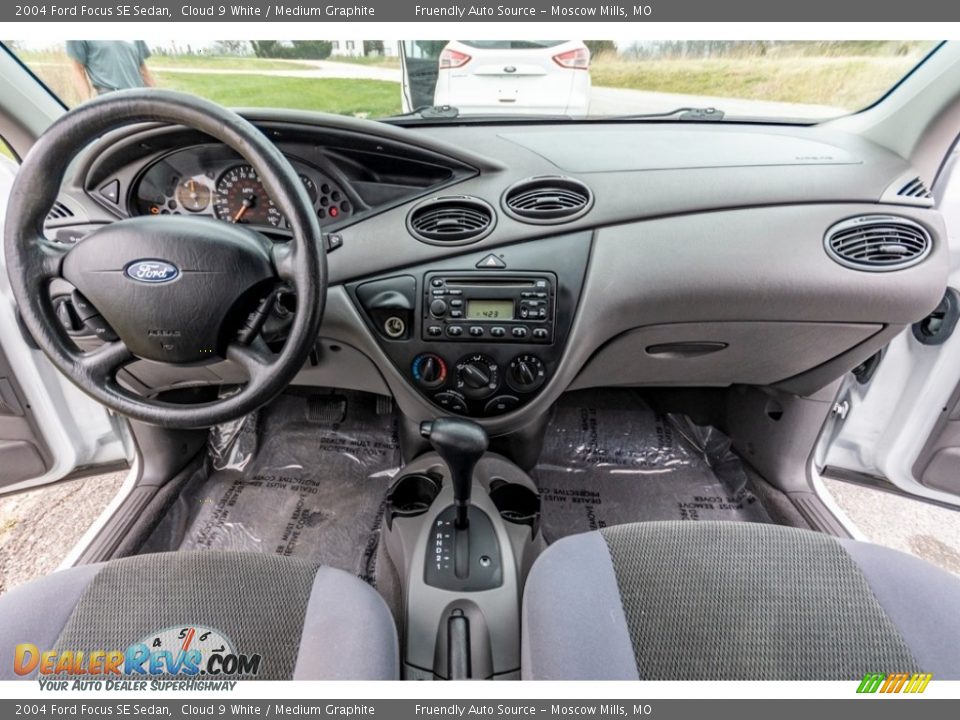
[144,392,401,582]
[532,390,770,542]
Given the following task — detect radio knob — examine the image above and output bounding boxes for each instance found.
[507,354,546,393]
[429,299,448,317]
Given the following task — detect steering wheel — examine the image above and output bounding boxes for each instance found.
[3,90,326,428]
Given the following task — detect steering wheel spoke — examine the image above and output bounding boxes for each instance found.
[78,340,133,384]
[270,241,298,282]
[226,336,277,382]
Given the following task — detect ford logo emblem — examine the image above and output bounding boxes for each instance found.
[124,259,180,284]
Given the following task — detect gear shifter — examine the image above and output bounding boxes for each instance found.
[420,417,488,529]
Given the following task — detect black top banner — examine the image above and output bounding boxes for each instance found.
[6,0,960,22]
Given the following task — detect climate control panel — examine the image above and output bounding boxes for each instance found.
[412,351,546,417]
[348,231,592,419]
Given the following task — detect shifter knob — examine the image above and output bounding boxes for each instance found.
[421,417,488,529]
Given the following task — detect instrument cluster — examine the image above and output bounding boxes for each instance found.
[131,146,355,231]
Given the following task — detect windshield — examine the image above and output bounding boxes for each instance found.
[4,39,940,122]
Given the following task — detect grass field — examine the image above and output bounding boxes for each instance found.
[21,56,402,117]
[330,55,402,70]
[155,72,401,116]
[589,52,930,110]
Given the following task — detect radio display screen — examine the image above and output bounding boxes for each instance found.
[466,299,514,321]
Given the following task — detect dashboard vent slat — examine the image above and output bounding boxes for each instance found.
[502,176,593,224]
[824,215,932,271]
[897,176,932,200]
[46,201,74,222]
[407,197,495,244]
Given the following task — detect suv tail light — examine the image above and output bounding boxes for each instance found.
[439,49,471,70]
[553,47,590,70]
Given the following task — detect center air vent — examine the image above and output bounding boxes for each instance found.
[824,215,932,271]
[407,196,495,245]
[502,176,593,225]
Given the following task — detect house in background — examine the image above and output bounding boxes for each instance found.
[330,40,399,58]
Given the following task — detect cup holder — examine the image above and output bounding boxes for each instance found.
[386,473,442,528]
[489,480,541,532]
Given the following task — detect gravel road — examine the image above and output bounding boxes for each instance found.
[0,471,126,594]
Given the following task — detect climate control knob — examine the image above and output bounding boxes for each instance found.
[455,353,500,400]
[507,354,546,393]
[412,353,447,389]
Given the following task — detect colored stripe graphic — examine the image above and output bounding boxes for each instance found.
[858,672,932,694]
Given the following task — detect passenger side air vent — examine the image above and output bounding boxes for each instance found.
[46,201,75,223]
[407,196,495,245]
[824,215,932,271]
[502,176,593,224]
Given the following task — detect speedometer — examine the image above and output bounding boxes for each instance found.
[213,165,282,227]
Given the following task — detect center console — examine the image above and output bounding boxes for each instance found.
[381,417,545,679]
[347,232,591,419]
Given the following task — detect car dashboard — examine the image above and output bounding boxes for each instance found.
[43,110,949,434]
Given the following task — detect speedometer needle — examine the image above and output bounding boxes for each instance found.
[232,198,254,223]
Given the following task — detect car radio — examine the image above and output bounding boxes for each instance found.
[422,272,556,343]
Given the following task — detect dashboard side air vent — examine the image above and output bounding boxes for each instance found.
[881,171,934,207]
[46,201,75,223]
[407,196,495,245]
[824,215,932,271]
[502,176,593,225]
[897,176,932,201]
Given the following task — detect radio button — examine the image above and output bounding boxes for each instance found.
[447,326,464,337]
[450,299,463,308]
[450,310,464,318]
[512,327,529,339]
[469,326,484,337]
[431,278,444,288]
[430,299,448,317]
[427,325,443,337]
[533,328,549,340]
[490,327,506,338]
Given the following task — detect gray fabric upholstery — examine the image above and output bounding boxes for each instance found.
[521,532,638,680]
[54,551,319,680]
[840,539,960,678]
[0,551,399,680]
[293,566,399,680]
[522,522,959,680]
[601,522,918,680]
[0,563,102,680]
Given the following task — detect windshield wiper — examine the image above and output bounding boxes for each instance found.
[386,104,461,120]
[602,107,726,121]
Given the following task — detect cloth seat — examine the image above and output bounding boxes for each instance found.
[0,551,398,680]
[521,521,960,680]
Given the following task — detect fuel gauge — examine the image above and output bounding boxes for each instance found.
[175,178,211,212]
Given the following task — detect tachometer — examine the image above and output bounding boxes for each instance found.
[213,164,282,227]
